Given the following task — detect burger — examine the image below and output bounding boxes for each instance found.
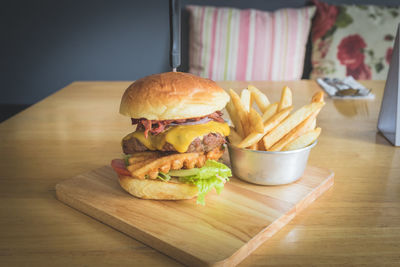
[111,72,231,204]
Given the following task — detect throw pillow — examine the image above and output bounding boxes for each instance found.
[187,5,316,81]
[311,0,400,80]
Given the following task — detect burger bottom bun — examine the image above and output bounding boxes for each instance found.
[118,175,198,200]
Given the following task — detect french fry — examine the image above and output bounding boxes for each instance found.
[278,86,292,111]
[229,89,250,136]
[309,118,317,131]
[127,152,206,179]
[128,151,160,164]
[304,92,324,131]
[249,108,264,133]
[306,92,324,131]
[240,89,251,112]
[268,109,320,151]
[226,100,244,137]
[237,106,293,148]
[257,139,266,150]
[238,133,263,149]
[228,127,242,146]
[248,143,257,150]
[262,102,278,123]
[312,91,324,103]
[263,102,325,150]
[282,128,321,151]
[248,85,270,113]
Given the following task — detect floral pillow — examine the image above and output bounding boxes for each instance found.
[311,0,400,80]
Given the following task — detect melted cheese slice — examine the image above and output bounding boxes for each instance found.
[123,121,230,153]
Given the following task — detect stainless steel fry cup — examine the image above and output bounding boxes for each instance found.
[227,142,316,185]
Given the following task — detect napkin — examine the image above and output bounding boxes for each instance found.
[316,76,375,99]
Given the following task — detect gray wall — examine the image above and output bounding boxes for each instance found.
[1,0,399,107]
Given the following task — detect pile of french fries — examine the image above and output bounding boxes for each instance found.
[226,85,325,151]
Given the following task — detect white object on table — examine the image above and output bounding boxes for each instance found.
[316,76,375,99]
[378,23,400,146]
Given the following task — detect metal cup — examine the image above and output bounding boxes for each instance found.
[227,142,316,185]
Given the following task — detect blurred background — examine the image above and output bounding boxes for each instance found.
[1,0,398,122]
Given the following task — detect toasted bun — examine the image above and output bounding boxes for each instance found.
[119,72,230,120]
[118,175,198,200]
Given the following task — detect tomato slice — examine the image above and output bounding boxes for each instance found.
[111,159,131,176]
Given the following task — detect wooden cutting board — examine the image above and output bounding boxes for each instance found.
[56,165,333,266]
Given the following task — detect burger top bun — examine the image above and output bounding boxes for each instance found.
[119,72,230,120]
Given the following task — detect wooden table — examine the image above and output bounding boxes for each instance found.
[1,80,399,266]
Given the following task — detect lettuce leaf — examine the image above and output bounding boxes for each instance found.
[174,160,231,205]
[157,172,171,181]
[123,154,132,166]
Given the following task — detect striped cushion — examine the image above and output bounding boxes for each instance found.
[187,5,316,81]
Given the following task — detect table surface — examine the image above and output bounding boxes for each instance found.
[1,80,399,266]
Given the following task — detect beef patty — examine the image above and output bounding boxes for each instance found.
[122,133,226,154]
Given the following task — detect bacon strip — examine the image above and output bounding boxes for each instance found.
[131,111,224,138]
[208,111,224,122]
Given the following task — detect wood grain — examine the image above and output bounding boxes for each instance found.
[1,80,400,266]
[56,165,333,266]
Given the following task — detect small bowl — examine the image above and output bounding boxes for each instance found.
[227,141,316,185]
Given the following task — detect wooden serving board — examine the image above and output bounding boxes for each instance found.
[56,165,333,266]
